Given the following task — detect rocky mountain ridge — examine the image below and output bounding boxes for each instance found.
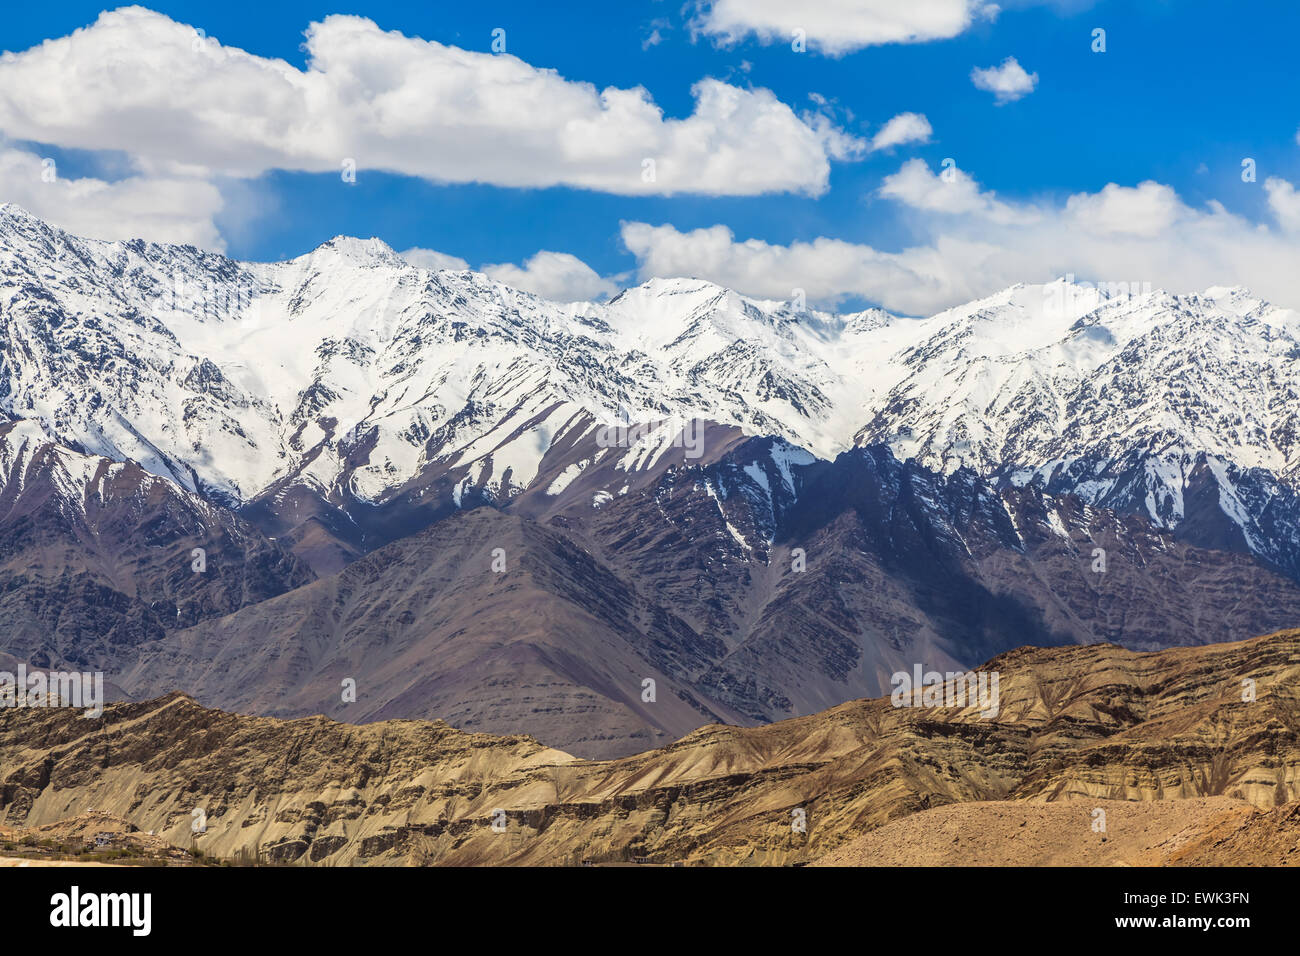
[5,630,1298,866]
[4,205,1300,579]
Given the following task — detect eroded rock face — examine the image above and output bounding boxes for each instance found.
[6,204,1300,760]
[0,421,314,674]
[809,798,1272,867]
[106,442,1300,760]
[4,631,1299,866]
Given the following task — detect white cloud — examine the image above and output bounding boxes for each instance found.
[0,7,860,198]
[621,219,927,306]
[869,112,933,152]
[879,157,1034,223]
[400,246,618,301]
[0,144,224,248]
[399,247,470,272]
[694,0,998,55]
[621,162,1300,315]
[1265,177,1300,233]
[1063,181,1182,237]
[970,56,1038,103]
[483,251,622,302]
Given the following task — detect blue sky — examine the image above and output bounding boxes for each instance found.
[2,1,1300,313]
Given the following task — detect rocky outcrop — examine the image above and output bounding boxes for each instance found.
[107,440,1300,758]
[5,630,1300,866]
[0,421,314,673]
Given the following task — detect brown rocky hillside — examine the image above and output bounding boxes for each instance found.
[4,629,1300,865]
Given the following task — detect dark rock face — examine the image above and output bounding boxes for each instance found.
[0,423,313,673]
[108,438,1300,757]
[2,209,1300,762]
[1021,448,1300,581]
[120,507,741,760]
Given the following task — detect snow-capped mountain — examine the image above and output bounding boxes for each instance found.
[851,281,1300,576]
[117,436,1300,756]
[0,417,311,670]
[0,204,866,504]
[3,204,1299,576]
[8,205,1300,753]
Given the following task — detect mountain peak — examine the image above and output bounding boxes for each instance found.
[305,234,406,268]
[627,275,728,298]
[0,203,49,231]
[1200,284,1260,305]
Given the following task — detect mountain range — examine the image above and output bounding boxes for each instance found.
[3,204,1300,756]
[5,630,1300,866]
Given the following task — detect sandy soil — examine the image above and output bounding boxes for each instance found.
[0,857,120,867]
[814,797,1262,866]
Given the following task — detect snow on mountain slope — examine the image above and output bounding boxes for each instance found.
[0,417,220,532]
[849,280,1300,574]
[0,206,874,512]
[3,205,1300,572]
[0,416,313,670]
[858,281,1300,476]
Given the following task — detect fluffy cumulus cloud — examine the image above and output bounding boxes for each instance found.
[694,0,998,55]
[397,247,619,302]
[621,220,927,305]
[1265,177,1300,233]
[869,112,933,152]
[398,247,471,272]
[620,161,1300,315]
[0,144,224,248]
[0,6,862,199]
[970,56,1039,103]
[482,251,622,302]
[1063,181,1182,237]
[878,158,1033,223]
